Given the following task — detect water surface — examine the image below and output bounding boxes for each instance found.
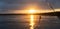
[0,15,60,29]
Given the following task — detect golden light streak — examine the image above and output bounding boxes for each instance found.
[30,15,35,29]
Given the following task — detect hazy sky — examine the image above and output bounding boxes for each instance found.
[0,0,60,13]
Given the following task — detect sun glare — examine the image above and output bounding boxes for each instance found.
[29,9,36,14]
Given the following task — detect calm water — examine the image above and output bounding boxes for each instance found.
[0,15,60,29]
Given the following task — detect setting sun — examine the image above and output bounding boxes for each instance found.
[28,9,36,14]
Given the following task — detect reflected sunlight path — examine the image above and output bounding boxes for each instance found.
[30,15,35,29]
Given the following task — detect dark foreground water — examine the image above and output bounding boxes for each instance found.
[0,15,60,29]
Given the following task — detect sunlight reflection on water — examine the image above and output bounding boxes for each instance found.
[30,15,35,29]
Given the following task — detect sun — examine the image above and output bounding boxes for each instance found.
[29,9,36,14]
